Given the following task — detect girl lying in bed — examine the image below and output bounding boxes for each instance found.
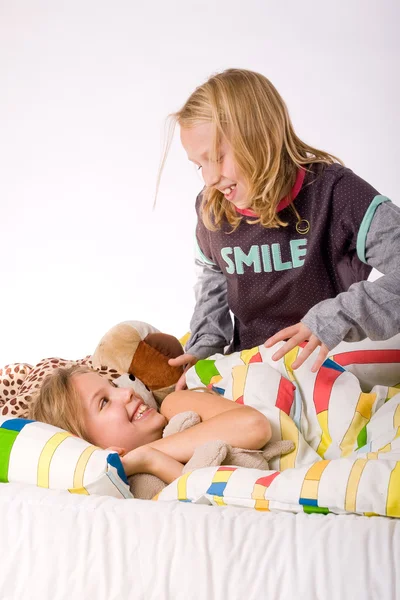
[29,365,271,483]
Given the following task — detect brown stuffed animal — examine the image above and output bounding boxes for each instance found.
[92,320,185,403]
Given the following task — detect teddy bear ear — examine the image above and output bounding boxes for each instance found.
[128,334,184,391]
[143,333,184,359]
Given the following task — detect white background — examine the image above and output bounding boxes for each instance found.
[0,0,399,366]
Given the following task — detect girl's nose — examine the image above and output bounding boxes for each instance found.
[118,387,134,404]
[202,163,220,188]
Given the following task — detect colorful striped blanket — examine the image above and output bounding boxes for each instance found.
[155,342,400,517]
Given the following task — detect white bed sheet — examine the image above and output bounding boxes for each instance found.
[0,482,399,600]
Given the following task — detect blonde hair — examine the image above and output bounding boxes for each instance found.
[29,365,92,440]
[29,368,216,439]
[158,68,343,230]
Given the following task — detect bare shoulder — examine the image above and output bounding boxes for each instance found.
[160,389,242,422]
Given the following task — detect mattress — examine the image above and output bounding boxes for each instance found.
[1,482,399,600]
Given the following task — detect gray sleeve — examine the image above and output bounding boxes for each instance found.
[185,258,233,359]
[302,200,400,349]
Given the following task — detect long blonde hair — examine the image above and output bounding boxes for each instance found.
[159,68,342,230]
[29,365,92,440]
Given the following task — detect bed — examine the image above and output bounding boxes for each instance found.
[1,335,400,599]
[0,481,399,600]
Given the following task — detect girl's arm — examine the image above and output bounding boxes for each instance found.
[122,390,271,480]
[151,390,270,463]
[302,201,400,348]
[184,256,233,360]
[268,200,400,370]
[169,258,231,390]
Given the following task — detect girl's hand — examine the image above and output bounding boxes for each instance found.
[121,445,155,476]
[122,445,183,483]
[264,323,329,373]
[168,353,198,391]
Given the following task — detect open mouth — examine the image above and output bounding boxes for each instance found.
[221,184,237,200]
[132,403,153,421]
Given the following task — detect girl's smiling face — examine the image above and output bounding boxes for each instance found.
[180,122,249,209]
[73,372,166,451]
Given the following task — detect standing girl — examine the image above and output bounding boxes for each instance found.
[164,69,400,386]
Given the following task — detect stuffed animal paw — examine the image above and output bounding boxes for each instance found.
[183,439,295,473]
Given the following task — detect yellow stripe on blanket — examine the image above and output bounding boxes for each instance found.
[252,482,271,510]
[232,364,249,402]
[340,392,376,457]
[300,460,330,503]
[317,411,332,457]
[254,499,270,511]
[240,347,261,364]
[37,432,71,488]
[177,471,191,501]
[73,445,97,489]
[283,347,300,377]
[387,462,400,518]
[213,496,227,506]
[179,332,191,347]
[279,411,299,470]
[345,459,369,513]
[68,487,89,495]
[377,405,400,455]
[395,404,400,428]
[278,348,300,470]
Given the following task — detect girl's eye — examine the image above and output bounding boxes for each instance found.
[197,165,202,171]
[100,398,108,410]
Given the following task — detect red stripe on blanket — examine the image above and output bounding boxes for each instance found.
[333,349,400,366]
[275,376,295,415]
[249,352,262,363]
[256,472,280,487]
[313,366,342,413]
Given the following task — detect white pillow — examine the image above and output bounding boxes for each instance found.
[0,417,132,499]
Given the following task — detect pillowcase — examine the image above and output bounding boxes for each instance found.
[0,417,132,499]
